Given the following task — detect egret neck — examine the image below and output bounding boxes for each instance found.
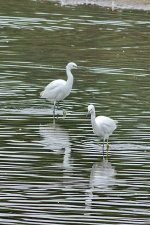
[90,109,97,131]
[65,65,74,91]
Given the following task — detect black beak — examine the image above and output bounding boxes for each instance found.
[77,66,86,70]
[86,111,90,117]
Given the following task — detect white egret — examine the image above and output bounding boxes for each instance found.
[88,104,117,155]
[40,62,78,117]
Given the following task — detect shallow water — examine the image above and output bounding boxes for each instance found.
[0,0,150,224]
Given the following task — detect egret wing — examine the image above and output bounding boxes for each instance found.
[96,116,117,137]
[41,79,66,99]
[44,79,66,91]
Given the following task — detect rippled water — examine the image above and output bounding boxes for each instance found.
[0,0,150,224]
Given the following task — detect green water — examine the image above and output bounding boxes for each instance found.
[0,1,149,224]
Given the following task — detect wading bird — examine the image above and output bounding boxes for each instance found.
[88,104,117,155]
[40,62,78,117]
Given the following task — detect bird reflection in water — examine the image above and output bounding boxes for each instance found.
[39,123,71,169]
[85,158,116,214]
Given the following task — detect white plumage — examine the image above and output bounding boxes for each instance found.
[40,62,77,116]
[88,104,117,154]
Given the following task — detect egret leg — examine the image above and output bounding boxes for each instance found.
[63,109,67,118]
[102,139,105,156]
[56,102,59,118]
[53,101,56,118]
[56,102,59,110]
[106,139,110,157]
[53,116,56,125]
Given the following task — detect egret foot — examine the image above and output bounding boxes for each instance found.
[63,109,67,118]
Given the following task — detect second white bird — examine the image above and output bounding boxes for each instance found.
[88,104,117,155]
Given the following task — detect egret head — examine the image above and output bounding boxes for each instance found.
[66,62,78,70]
[88,104,95,114]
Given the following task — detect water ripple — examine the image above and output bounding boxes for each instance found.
[0,1,150,224]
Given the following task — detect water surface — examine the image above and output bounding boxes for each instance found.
[0,0,150,224]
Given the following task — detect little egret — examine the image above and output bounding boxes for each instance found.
[88,104,117,155]
[40,62,78,117]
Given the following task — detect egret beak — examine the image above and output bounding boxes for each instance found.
[86,111,90,117]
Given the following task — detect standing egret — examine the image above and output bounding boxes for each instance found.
[40,62,78,117]
[88,104,117,155]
